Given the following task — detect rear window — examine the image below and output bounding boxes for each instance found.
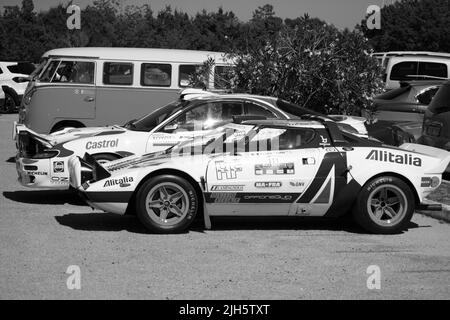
[391,61,448,81]
[428,82,450,114]
[103,62,133,85]
[7,62,35,75]
[141,63,171,87]
[390,61,418,80]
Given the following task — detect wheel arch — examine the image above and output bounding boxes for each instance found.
[362,171,420,205]
[125,168,204,216]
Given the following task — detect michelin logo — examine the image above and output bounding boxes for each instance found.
[366,150,422,167]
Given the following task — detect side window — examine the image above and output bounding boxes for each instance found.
[418,62,447,79]
[52,61,94,84]
[179,64,202,87]
[416,87,440,105]
[0,67,3,74]
[245,102,277,118]
[390,61,418,81]
[103,62,133,85]
[249,128,316,151]
[141,63,171,87]
[162,101,243,132]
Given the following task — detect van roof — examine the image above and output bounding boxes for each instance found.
[42,47,231,64]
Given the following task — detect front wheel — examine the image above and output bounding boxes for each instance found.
[135,175,199,233]
[352,176,415,234]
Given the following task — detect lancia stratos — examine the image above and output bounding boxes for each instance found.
[14,89,368,189]
[68,119,450,234]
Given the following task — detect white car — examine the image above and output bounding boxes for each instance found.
[0,61,35,113]
[15,90,367,189]
[69,119,450,234]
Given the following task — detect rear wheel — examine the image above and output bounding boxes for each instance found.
[135,175,199,233]
[352,176,415,234]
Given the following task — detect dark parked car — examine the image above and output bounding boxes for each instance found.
[418,80,450,151]
[374,80,443,122]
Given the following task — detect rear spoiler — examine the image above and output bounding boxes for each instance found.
[13,122,54,147]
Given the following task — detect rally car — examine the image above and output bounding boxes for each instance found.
[14,89,367,189]
[68,119,450,234]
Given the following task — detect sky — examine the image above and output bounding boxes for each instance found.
[0,0,399,29]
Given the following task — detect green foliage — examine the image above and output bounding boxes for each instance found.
[0,1,386,115]
[359,0,450,52]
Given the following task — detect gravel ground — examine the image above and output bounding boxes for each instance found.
[0,113,449,300]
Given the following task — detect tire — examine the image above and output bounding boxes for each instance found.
[0,92,16,113]
[135,175,199,233]
[92,153,120,165]
[352,176,415,234]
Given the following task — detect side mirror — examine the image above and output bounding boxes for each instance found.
[164,123,178,132]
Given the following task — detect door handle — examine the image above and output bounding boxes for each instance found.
[84,96,95,102]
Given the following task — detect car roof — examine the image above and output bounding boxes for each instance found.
[42,47,231,64]
[242,119,325,129]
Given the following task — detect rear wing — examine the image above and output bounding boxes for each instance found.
[13,122,54,147]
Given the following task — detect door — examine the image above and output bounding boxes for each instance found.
[204,126,332,216]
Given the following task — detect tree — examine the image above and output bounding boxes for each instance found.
[359,0,450,52]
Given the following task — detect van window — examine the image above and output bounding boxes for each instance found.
[179,64,202,87]
[103,62,133,85]
[214,65,234,89]
[141,63,171,87]
[163,101,244,132]
[418,62,447,78]
[51,61,94,84]
[390,61,418,80]
[39,60,60,82]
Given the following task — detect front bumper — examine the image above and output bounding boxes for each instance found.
[16,156,70,189]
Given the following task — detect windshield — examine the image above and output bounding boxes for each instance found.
[126,100,188,131]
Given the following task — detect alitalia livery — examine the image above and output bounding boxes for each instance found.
[68,119,450,234]
[14,89,368,189]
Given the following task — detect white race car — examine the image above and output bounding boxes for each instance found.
[69,119,450,234]
[14,90,367,189]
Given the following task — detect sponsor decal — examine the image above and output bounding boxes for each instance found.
[209,192,240,203]
[26,171,47,176]
[215,161,243,180]
[421,177,432,187]
[103,176,134,188]
[243,194,293,201]
[365,150,422,167]
[319,135,330,147]
[290,181,305,187]
[255,162,294,175]
[255,182,282,188]
[53,161,64,173]
[51,176,69,183]
[302,158,315,165]
[85,139,119,150]
[206,192,299,203]
[211,185,244,191]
